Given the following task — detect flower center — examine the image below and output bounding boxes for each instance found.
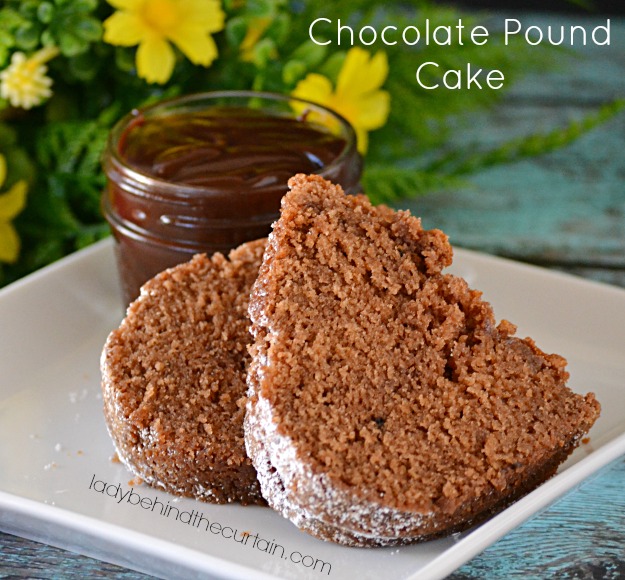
[140,0,180,35]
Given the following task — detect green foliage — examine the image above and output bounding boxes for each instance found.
[5,120,110,285]
[0,0,622,287]
[427,98,625,178]
[0,0,103,63]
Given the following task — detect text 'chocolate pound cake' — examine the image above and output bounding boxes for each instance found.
[101,240,266,505]
[244,174,600,546]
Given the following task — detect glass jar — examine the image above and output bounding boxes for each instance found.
[102,91,362,306]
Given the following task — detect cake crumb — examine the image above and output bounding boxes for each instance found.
[100,241,267,505]
[244,174,601,547]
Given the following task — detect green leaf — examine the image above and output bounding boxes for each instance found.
[114,46,136,73]
[19,1,40,21]
[0,29,15,48]
[244,0,277,18]
[363,166,465,206]
[433,98,625,178]
[56,29,89,56]
[290,41,327,68]
[282,59,307,86]
[71,0,99,11]
[37,2,55,24]
[0,46,9,67]
[35,120,109,182]
[75,223,109,249]
[14,22,40,50]
[266,13,289,45]
[249,37,276,68]
[0,7,26,30]
[319,51,345,84]
[225,16,248,47]
[67,51,99,81]
[69,17,102,42]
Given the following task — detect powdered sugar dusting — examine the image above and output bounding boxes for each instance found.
[243,174,599,546]
[100,242,267,505]
[245,314,435,546]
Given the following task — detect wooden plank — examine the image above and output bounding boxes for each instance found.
[399,16,625,270]
[0,531,154,579]
[402,116,625,267]
[450,457,625,579]
[496,13,625,103]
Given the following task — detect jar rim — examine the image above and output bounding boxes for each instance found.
[105,90,359,201]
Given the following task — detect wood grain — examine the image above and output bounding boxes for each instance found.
[0,531,154,579]
[401,14,625,274]
[449,457,625,579]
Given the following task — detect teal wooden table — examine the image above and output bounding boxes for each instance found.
[1,11,624,580]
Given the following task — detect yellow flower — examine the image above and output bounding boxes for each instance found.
[0,46,59,110]
[239,17,272,62]
[292,47,390,154]
[0,155,28,264]
[103,0,225,84]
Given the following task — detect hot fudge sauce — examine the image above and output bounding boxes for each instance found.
[102,92,361,305]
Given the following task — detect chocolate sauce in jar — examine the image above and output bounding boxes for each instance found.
[102,92,362,305]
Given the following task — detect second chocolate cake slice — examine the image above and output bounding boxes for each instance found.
[102,240,266,505]
[244,174,600,546]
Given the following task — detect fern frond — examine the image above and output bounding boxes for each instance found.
[434,98,625,177]
[363,166,466,205]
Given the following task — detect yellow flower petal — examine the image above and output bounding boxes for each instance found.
[0,180,27,221]
[179,0,225,32]
[0,155,6,187]
[103,0,224,82]
[354,126,368,156]
[335,47,368,95]
[242,21,266,48]
[0,221,20,263]
[136,34,175,84]
[106,0,143,10]
[337,48,388,99]
[103,11,150,46]
[292,48,390,154]
[363,51,389,92]
[349,90,390,131]
[168,25,219,66]
[292,73,334,107]
[33,46,60,64]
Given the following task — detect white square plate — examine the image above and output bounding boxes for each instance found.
[1,238,624,580]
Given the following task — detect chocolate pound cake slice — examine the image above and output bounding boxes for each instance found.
[101,240,266,505]
[244,174,600,546]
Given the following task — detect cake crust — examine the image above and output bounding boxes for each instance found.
[101,240,266,505]
[244,174,600,545]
